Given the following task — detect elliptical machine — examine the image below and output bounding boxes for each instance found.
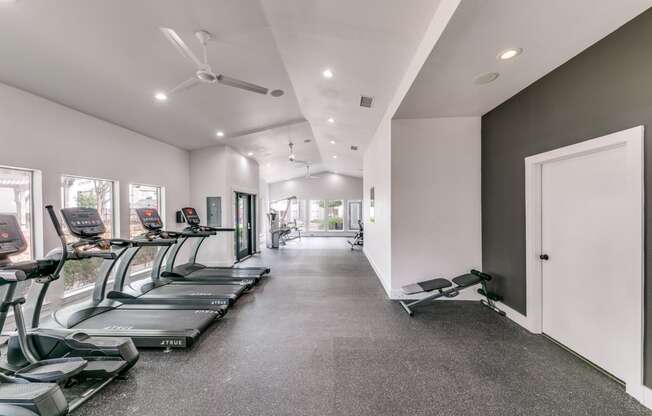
[0,209,139,413]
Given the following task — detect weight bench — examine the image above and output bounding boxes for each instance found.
[399,269,506,316]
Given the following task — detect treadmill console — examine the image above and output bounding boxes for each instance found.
[60,207,106,238]
[0,214,27,260]
[136,208,163,230]
[180,207,201,226]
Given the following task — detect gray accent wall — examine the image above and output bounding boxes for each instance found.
[482,8,652,382]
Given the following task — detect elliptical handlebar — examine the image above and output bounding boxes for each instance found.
[45,205,68,281]
[0,269,27,284]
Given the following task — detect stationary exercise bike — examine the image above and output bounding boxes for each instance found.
[347,220,364,250]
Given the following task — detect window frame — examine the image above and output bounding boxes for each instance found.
[60,174,120,237]
[307,199,326,231]
[60,174,120,298]
[128,182,165,238]
[326,199,345,231]
[0,165,41,259]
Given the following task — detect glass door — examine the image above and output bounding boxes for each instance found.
[235,192,255,261]
[348,200,362,230]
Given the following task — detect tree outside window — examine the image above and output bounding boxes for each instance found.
[60,176,115,294]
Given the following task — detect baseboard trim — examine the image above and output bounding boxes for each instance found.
[495,300,533,333]
[363,248,392,297]
[624,383,652,410]
[493,301,652,410]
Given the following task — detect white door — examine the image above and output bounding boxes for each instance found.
[541,143,638,381]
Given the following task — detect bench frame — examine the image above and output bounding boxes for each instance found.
[399,269,506,316]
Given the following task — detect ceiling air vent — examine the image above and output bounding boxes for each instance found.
[350,145,358,151]
[359,95,374,108]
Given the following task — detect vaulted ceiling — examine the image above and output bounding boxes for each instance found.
[0,0,442,182]
[1,1,650,182]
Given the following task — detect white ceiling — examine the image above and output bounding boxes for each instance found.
[259,0,443,176]
[0,0,302,150]
[3,0,646,182]
[395,0,652,119]
[219,120,327,183]
[0,0,445,182]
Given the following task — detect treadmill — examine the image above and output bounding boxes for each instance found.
[106,208,253,306]
[131,208,258,288]
[39,206,225,349]
[162,207,270,282]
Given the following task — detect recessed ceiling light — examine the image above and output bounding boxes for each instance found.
[474,72,500,85]
[322,68,334,79]
[327,117,335,123]
[497,48,523,61]
[216,131,225,137]
[154,92,168,101]
[247,152,254,156]
[330,140,336,144]
[332,155,338,159]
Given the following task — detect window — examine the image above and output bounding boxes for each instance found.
[128,184,163,276]
[348,200,362,230]
[61,175,116,294]
[326,200,344,230]
[271,198,304,227]
[0,167,33,261]
[288,199,304,228]
[308,200,325,231]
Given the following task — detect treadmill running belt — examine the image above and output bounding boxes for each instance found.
[142,283,245,300]
[186,268,265,278]
[72,309,216,333]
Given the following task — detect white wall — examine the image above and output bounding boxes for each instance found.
[0,82,190,247]
[269,172,362,201]
[190,145,260,265]
[258,178,270,249]
[390,117,482,296]
[363,118,392,293]
[0,82,191,302]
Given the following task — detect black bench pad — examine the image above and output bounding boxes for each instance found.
[452,273,482,288]
[419,278,453,292]
[401,278,452,295]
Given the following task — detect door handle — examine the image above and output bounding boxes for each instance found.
[539,254,549,261]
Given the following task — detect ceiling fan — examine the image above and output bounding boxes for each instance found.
[287,142,319,178]
[159,28,285,98]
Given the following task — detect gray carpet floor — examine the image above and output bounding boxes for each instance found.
[76,237,651,415]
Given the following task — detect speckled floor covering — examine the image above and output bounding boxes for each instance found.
[75,237,651,416]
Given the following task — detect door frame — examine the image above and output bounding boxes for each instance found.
[234,190,257,261]
[524,125,644,397]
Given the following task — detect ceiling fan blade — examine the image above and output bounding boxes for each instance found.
[160,27,202,68]
[217,74,269,95]
[167,77,200,96]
